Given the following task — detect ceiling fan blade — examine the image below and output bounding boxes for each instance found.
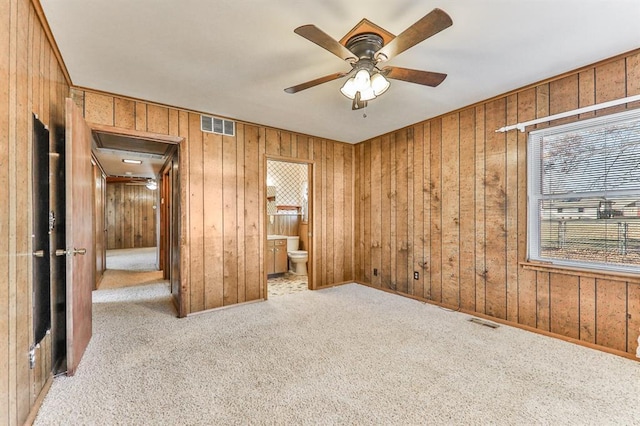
[382,67,447,87]
[375,8,452,62]
[294,25,357,62]
[284,72,348,94]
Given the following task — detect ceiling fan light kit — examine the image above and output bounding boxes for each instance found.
[285,8,453,110]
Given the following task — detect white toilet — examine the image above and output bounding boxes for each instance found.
[286,236,308,276]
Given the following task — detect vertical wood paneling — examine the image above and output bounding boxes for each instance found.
[244,125,260,301]
[578,68,596,119]
[343,144,353,281]
[441,114,459,307]
[627,51,640,109]
[429,120,442,302]
[135,102,147,131]
[1,0,70,423]
[105,183,156,249]
[370,137,382,288]
[203,131,223,309]
[505,94,519,322]
[380,135,391,289]
[235,125,246,303]
[84,91,113,125]
[353,51,640,357]
[406,129,414,295]
[15,0,30,419]
[412,125,425,299]
[114,98,135,129]
[222,134,238,306]
[459,110,475,311]
[536,272,551,331]
[549,75,579,126]
[357,143,366,282]
[324,141,335,285]
[516,89,537,327]
[178,110,190,313]
[549,273,579,339]
[312,138,323,289]
[484,99,507,319]
[188,113,205,312]
[596,279,627,352]
[389,133,397,290]
[146,104,169,135]
[333,143,345,282]
[395,130,408,294]
[579,277,596,344]
[595,60,627,115]
[422,123,431,298]
[627,283,640,355]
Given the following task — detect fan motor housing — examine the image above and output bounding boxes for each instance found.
[346,33,384,60]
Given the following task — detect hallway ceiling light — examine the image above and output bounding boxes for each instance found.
[122,159,142,164]
[146,179,157,190]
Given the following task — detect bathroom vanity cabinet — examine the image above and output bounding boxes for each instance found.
[267,238,288,275]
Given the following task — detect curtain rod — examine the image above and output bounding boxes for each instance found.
[495,94,640,133]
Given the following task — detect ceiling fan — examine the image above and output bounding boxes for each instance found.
[284,8,453,110]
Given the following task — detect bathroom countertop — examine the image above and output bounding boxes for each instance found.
[267,235,289,240]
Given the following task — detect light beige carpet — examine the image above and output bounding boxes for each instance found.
[98,247,164,290]
[35,283,640,425]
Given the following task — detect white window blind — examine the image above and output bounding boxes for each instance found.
[528,108,640,274]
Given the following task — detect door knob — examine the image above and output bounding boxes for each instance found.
[55,248,87,256]
[33,250,45,258]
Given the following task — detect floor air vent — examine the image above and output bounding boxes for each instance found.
[468,318,500,329]
[201,115,235,136]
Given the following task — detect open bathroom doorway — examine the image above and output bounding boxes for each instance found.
[265,159,313,297]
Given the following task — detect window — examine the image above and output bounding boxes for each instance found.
[528,109,640,274]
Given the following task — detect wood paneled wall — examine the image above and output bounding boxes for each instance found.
[1,0,70,423]
[76,89,354,314]
[106,182,157,249]
[355,49,640,357]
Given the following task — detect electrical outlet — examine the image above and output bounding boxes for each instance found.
[414,271,419,280]
[373,268,378,276]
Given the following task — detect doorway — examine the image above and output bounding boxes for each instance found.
[89,125,182,312]
[265,159,313,297]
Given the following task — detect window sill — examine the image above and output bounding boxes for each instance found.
[520,261,640,283]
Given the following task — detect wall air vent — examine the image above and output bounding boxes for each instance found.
[201,115,235,136]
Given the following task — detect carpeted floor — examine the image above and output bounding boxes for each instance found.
[98,247,164,290]
[35,282,640,425]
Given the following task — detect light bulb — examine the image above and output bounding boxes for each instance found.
[371,73,390,96]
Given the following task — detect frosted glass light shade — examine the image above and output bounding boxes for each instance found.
[359,87,376,101]
[353,69,371,91]
[340,77,357,99]
[371,73,390,96]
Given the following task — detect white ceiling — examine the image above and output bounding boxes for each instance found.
[41,0,640,144]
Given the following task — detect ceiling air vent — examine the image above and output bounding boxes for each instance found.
[201,115,235,136]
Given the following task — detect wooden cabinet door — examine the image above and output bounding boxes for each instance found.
[266,240,275,274]
[274,239,288,273]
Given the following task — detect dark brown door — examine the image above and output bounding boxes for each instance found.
[64,98,95,376]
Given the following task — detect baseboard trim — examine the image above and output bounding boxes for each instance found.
[314,280,354,291]
[24,373,54,425]
[354,281,638,362]
[186,298,264,317]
